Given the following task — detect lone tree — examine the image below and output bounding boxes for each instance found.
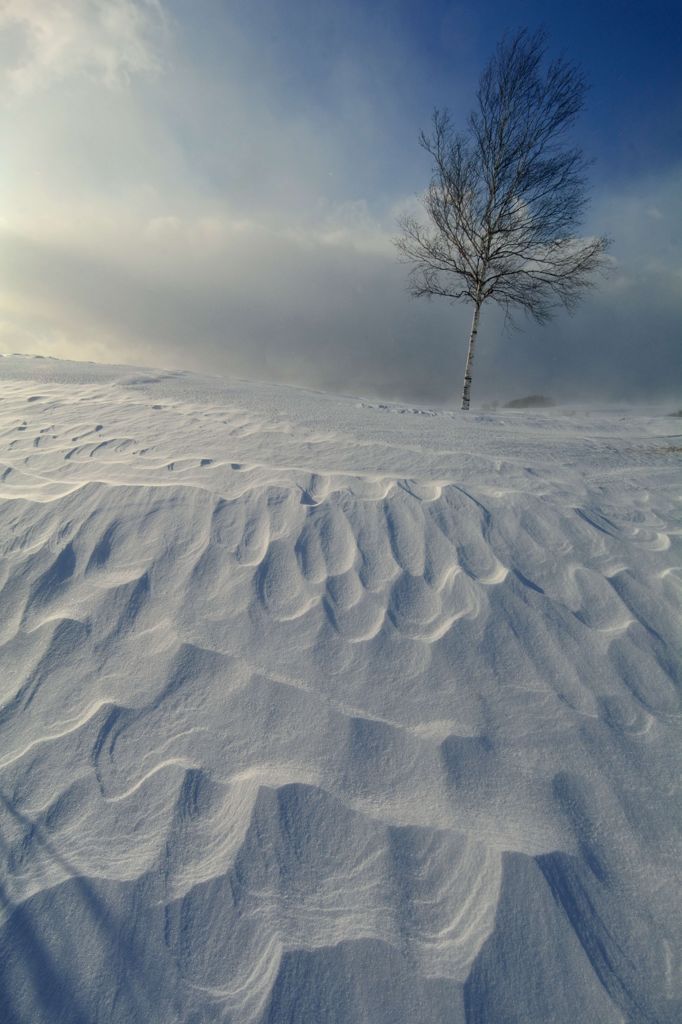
[395,29,610,410]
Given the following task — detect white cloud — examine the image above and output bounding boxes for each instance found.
[0,0,165,94]
[0,2,679,404]
[2,164,681,405]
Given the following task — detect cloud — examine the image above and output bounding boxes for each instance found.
[0,0,165,94]
[2,164,681,406]
[0,210,462,400]
[0,2,679,406]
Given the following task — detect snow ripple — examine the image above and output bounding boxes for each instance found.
[0,360,680,1023]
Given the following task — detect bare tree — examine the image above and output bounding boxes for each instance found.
[395,29,610,410]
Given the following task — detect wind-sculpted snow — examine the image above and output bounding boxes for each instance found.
[0,357,680,1022]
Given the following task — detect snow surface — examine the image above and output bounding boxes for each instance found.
[0,354,680,1023]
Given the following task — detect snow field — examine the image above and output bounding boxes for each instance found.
[0,356,680,1022]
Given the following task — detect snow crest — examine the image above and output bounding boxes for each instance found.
[0,358,680,1023]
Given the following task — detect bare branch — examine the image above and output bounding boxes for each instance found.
[393,28,611,408]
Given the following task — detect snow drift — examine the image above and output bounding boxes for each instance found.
[0,355,680,1023]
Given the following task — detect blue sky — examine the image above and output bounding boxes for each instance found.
[212,0,682,183]
[0,1,680,403]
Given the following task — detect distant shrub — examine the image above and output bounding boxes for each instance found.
[504,395,556,409]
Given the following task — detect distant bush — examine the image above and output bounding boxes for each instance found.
[504,395,556,409]
[669,409,682,417]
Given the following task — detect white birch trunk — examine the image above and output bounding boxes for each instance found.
[460,302,481,411]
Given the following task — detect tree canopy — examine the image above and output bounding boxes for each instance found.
[396,29,611,409]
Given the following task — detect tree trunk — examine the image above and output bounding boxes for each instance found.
[460,301,481,411]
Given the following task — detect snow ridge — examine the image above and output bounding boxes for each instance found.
[0,357,680,1023]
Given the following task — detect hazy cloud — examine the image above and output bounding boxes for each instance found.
[0,2,679,405]
[2,162,680,404]
[0,0,164,94]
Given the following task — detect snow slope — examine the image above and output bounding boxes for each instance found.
[0,354,680,1023]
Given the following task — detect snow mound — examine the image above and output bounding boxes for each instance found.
[0,356,680,1023]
